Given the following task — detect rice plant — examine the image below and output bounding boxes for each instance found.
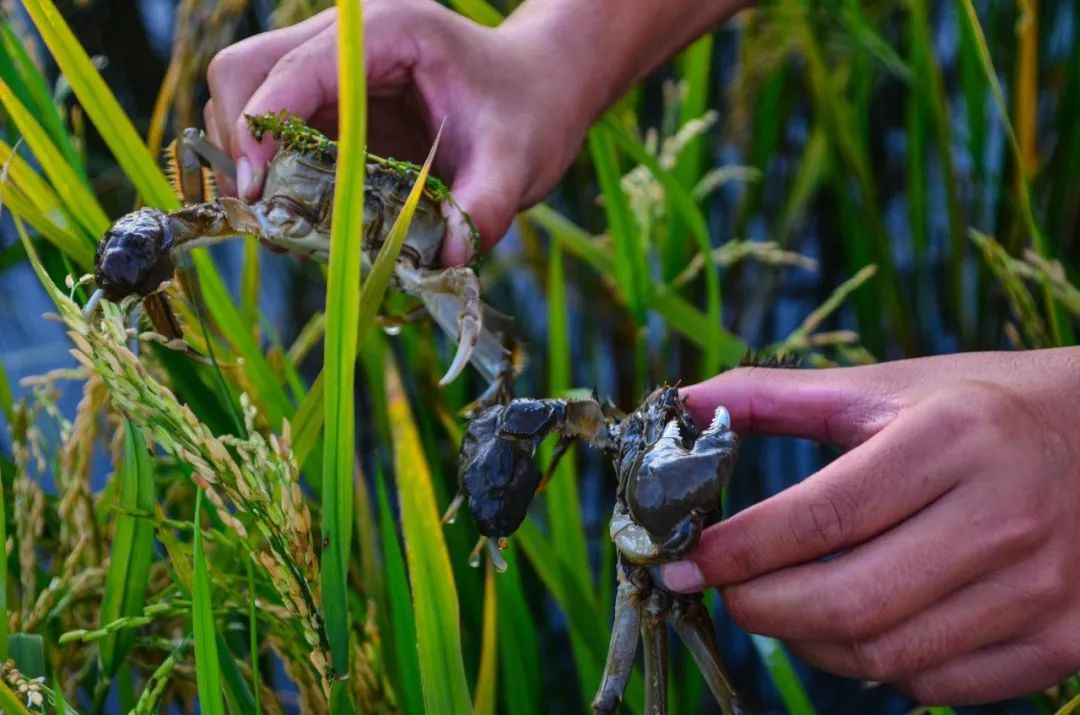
[0,0,1078,712]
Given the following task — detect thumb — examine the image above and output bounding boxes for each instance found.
[680,365,900,448]
[439,144,525,266]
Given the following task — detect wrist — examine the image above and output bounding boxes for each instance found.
[498,0,752,124]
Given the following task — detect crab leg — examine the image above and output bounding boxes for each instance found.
[592,561,643,715]
[670,594,742,715]
[178,127,237,188]
[399,266,482,386]
[640,588,670,715]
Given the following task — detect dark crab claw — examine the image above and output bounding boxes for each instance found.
[91,209,176,304]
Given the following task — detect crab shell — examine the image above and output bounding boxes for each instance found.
[229,149,447,270]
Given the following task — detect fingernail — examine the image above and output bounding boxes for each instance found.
[660,560,705,593]
[237,158,252,200]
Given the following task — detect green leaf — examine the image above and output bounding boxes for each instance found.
[448,0,503,26]
[191,491,225,715]
[0,80,107,239]
[386,361,472,714]
[601,117,727,373]
[0,679,30,714]
[588,126,649,325]
[320,0,368,683]
[0,359,12,425]
[473,564,498,715]
[8,634,44,678]
[526,205,746,364]
[19,0,177,210]
[375,470,424,715]
[493,547,540,715]
[98,421,156,677]
[748,635,814,715]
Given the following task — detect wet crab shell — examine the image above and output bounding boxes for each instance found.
[458,405,544,538]
[94,209,176,302]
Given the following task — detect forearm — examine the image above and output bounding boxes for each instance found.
[499,0,752,121]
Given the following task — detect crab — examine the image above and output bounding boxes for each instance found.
[86,112,513,393]
[448,386,746,714]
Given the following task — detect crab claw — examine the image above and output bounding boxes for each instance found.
[439,308,479,386]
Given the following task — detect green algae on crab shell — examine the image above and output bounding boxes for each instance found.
[244,110,482,249]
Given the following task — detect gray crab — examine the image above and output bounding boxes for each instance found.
[449,386,745,713]
[87,112,512,392]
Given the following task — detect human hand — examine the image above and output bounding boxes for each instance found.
[204,1,594,263]
[663,350,1080,704]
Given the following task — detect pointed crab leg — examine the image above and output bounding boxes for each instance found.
[640,588,670,715]
[592,563,644,714]
[669,594,743,715]
[436,268,482,386]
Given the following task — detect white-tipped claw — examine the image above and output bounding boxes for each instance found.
[83,288,104,321]
[709,406,731,431]
[468,537,487,568]
[660,419,682,443]
[439,316,479,386]
[487,539,508,573]
[442,493,465,525]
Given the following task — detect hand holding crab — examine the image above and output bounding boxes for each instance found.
[450,387,746,714]
[88,114,513,396]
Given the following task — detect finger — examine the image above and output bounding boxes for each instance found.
[786,554,1062,680]
[663,398,962,589]
[896,637,1077,705]
[439,135,526,265]
[206,9,337,159]
[717,484,1042,641]
[680,365,901,448]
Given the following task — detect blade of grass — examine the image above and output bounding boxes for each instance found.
[375,468,424,715]
[526,204,746,364]
[291,129,442,469]
[8,634,44,677]
[18,0,298,426]
[1054,695,1080,715]
[448,0,503,27]
[386,361,472,714]
[0,448,5,662]
[321,0,367,688]
[493,546,540,715]
[748,635,814,715]
[0,183,92,267]
[665,34,714,281]
[0,680,30,714]
[0,22,80,171]
[0,359,11,425]
[191,491,225,715]
[588,125,649,326]
[541,240,598,687]
[98,421,156,679]
[954,0,1072,344]
[602,117,726,373]
[216,632,258,715]
[20,0,177,209]
[473,563,498,715]
[0,81,107,238]
[246,558,260,715]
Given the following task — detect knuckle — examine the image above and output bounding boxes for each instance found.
[721,587,755,631]
[207,46,241,87]
[900,676,951,706]
[792,487,854,554]
[850,640,897,682]
[827,583,883,640]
